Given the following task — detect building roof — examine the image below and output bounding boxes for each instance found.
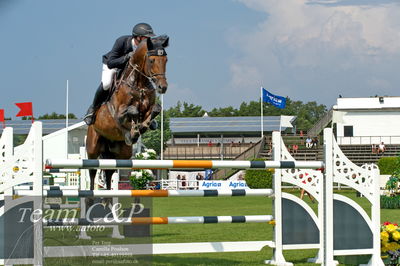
[0,119,84,135]
[334,96,400,111]
[170,116,295,135]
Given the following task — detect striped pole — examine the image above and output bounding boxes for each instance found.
[45,159,324,170]
[44,169,80,173]
[43,204,80,210]
[15,189,274,197]
[43,215,273,226]
[15,185,80,191]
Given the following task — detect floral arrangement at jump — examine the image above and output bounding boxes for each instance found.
[381,221,400,265]
[129,149,157,190]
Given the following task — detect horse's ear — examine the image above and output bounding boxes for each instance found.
[146,37,154,50]
[162,37,169,48]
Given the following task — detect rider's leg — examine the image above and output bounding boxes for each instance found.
[83,83,108,125]
[84,65,116,125]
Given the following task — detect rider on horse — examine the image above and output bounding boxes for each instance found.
[84,23,156,125]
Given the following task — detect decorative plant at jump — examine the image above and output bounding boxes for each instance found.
[129,149,157,189]
[381,156,400,209]
[381,221,400,265]
[386,176,400,196]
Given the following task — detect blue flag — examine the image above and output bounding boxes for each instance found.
[262,88,286,109]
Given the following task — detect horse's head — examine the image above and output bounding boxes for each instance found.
[143,35,169,94]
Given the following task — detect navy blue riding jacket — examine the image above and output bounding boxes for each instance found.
[102,35,134,69]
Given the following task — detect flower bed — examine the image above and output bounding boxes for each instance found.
[381,221,400,265]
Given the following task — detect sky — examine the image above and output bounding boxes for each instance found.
[1,0,400,119]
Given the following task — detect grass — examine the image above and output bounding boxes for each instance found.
[42,190,397,265]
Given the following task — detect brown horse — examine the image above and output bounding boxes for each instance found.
[86,35,169,190]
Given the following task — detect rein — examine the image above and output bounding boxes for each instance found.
[128,55,166,85]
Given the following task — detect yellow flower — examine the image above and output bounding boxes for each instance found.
[387,242,400,251]
[381,241,391,253]
[386,224,398,233]
[381,231,390,242]
[392,230,400,241]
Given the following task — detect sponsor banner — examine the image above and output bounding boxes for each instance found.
[199,180,248,190]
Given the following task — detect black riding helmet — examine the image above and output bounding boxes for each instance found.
[132,23,156,37]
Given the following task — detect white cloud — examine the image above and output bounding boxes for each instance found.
[228,0,400,105]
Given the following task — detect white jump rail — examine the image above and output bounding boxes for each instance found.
[45,158,324,170]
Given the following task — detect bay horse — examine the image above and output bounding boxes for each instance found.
[86,35,169,190]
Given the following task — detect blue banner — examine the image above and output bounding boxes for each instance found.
[262,88,286,109]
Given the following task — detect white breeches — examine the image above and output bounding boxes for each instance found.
[101,64,117,90]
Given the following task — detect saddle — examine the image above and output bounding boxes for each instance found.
[105,68,127,102]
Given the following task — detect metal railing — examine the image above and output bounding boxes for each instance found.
[212,137,265,180]
[164,145,251,160]
[307,107,333,137]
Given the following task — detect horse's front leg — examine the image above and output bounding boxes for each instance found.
[118,105,139,125]
[116,105,141,145]
[141,104,162,132]
[138,107,158,135]
[149,104,162,130]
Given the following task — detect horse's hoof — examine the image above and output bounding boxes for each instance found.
[124,132,133,146]
[149,120,158,130]
[131,137,139,144]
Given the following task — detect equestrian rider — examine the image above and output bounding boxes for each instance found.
[84,23,156,125]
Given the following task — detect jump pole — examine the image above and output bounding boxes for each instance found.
[43,215,274,226]
[45,159,324,170]
[16,189,274,197]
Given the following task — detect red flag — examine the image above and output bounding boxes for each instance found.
[15,102,34,123]
[0,109,4,128]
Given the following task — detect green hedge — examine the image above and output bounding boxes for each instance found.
[378,157,399,175]
[381,195,400,209]
[245,169,273,189]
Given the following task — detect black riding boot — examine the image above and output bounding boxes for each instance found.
[84,83,108,125]
[149,120,158,130]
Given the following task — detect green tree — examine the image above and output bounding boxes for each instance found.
[38,112,77,119]
[21,116,35,120]
[208,106,238,117]
[165,97,327,130]
[166,101,183,117]
[165,101,205,117]
[142,99,172,154]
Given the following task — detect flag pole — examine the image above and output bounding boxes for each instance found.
[161,94,164,160]
[66,80,69,129]
[260,87,263,138]
[66,80,69,158]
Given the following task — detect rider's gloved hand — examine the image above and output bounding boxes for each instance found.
[125,52,134,62]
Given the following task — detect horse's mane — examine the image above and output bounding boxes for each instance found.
[132,40,148,64]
